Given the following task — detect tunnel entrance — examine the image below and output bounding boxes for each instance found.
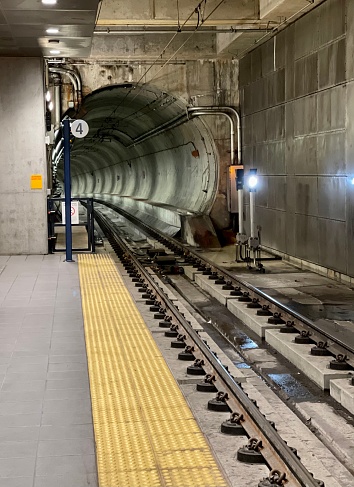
[56,83,220,246]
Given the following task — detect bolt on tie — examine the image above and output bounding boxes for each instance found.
[204,374,216,384]
[247,438,263,452]
[268,470,287,485]
[335,353,348,363]
[300,330,311,337]
[194,359,205,367]
[216,391,229,403]
[229,412,244,424]
[176,334,186,342]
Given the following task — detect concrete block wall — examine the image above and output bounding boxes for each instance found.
[0,58,47,254]
[240,0,354,276]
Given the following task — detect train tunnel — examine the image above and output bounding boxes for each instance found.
[56,83,221,244]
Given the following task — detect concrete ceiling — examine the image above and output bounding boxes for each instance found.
[94,0,325,59]
[0,0,325,59]
[0,0,100,57]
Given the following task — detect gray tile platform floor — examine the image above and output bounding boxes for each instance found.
[0,255,98,487]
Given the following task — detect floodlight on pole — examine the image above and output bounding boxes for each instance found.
[247,169,258,248]
[248,168,258,192]
[248,175,258,190]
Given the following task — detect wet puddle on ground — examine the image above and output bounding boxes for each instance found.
[268,373,314,400]
[239,337,258,349]
[234,362,251,369]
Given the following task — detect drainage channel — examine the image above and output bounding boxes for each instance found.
[94,208,329,487]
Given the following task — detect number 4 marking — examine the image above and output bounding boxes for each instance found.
[71,119,89,138]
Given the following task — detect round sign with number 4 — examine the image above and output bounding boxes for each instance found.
[71,119,89,138]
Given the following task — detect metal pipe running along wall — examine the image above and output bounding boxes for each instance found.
[128,106,241,167]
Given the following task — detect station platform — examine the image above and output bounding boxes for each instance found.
[0,253,227,487]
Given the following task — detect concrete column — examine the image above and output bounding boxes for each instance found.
[0,58,48,254]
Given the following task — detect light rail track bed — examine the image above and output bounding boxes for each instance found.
[91,203,354,487]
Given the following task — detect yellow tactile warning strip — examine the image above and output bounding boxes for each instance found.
[78,254,228,487]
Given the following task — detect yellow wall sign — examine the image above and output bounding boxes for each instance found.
[30,174,43,190]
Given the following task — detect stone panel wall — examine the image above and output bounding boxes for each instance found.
[239,0,353,275]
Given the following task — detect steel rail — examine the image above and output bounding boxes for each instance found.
[95,208,321,487]
[93,198,354,366]
[189,262,354,363]
[182,252,354,355]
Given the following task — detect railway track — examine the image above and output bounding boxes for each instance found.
[94,199,354,370]
[94,207,327,487]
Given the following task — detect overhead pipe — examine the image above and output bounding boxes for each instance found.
[50,73,62,131]
[94,28,272,35]
[191,107,235,166]
[54,147,64,168]
[127,113,188,147]
[53,138,63,158]
[61,66,82,106]
[187,106,244,240]
[49,67,82,109]
[187,106,241,165]
[49,67,78,98]
[127,105,241,167]
[187,110,235,165]
[126,109,234,164]
[124,105,242,221]
[125,106,242,233]
[97,20,279,27]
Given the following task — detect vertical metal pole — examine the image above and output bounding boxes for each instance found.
[238,188,244,235]
[250,191,256,239]
[47,199,51,253]
[63,119,73,262]
[54,83,61,130]
[87,200,92,252]
[91,199,95,253]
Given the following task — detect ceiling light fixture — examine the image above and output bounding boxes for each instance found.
[42,0,57,5]
[46,28,59,34]
[50,50,61,55]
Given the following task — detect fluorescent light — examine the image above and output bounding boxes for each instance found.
[50,50,61,55]
[46,28,59,34]
[48,101,54,111]
[45,90,51,102]
[42,0,57,5]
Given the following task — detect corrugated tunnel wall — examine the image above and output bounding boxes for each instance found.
[240,0,354,278]
[58,84,219,242]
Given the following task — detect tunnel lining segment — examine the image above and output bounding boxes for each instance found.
[66,84,219,223]
[78,253,228,487]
